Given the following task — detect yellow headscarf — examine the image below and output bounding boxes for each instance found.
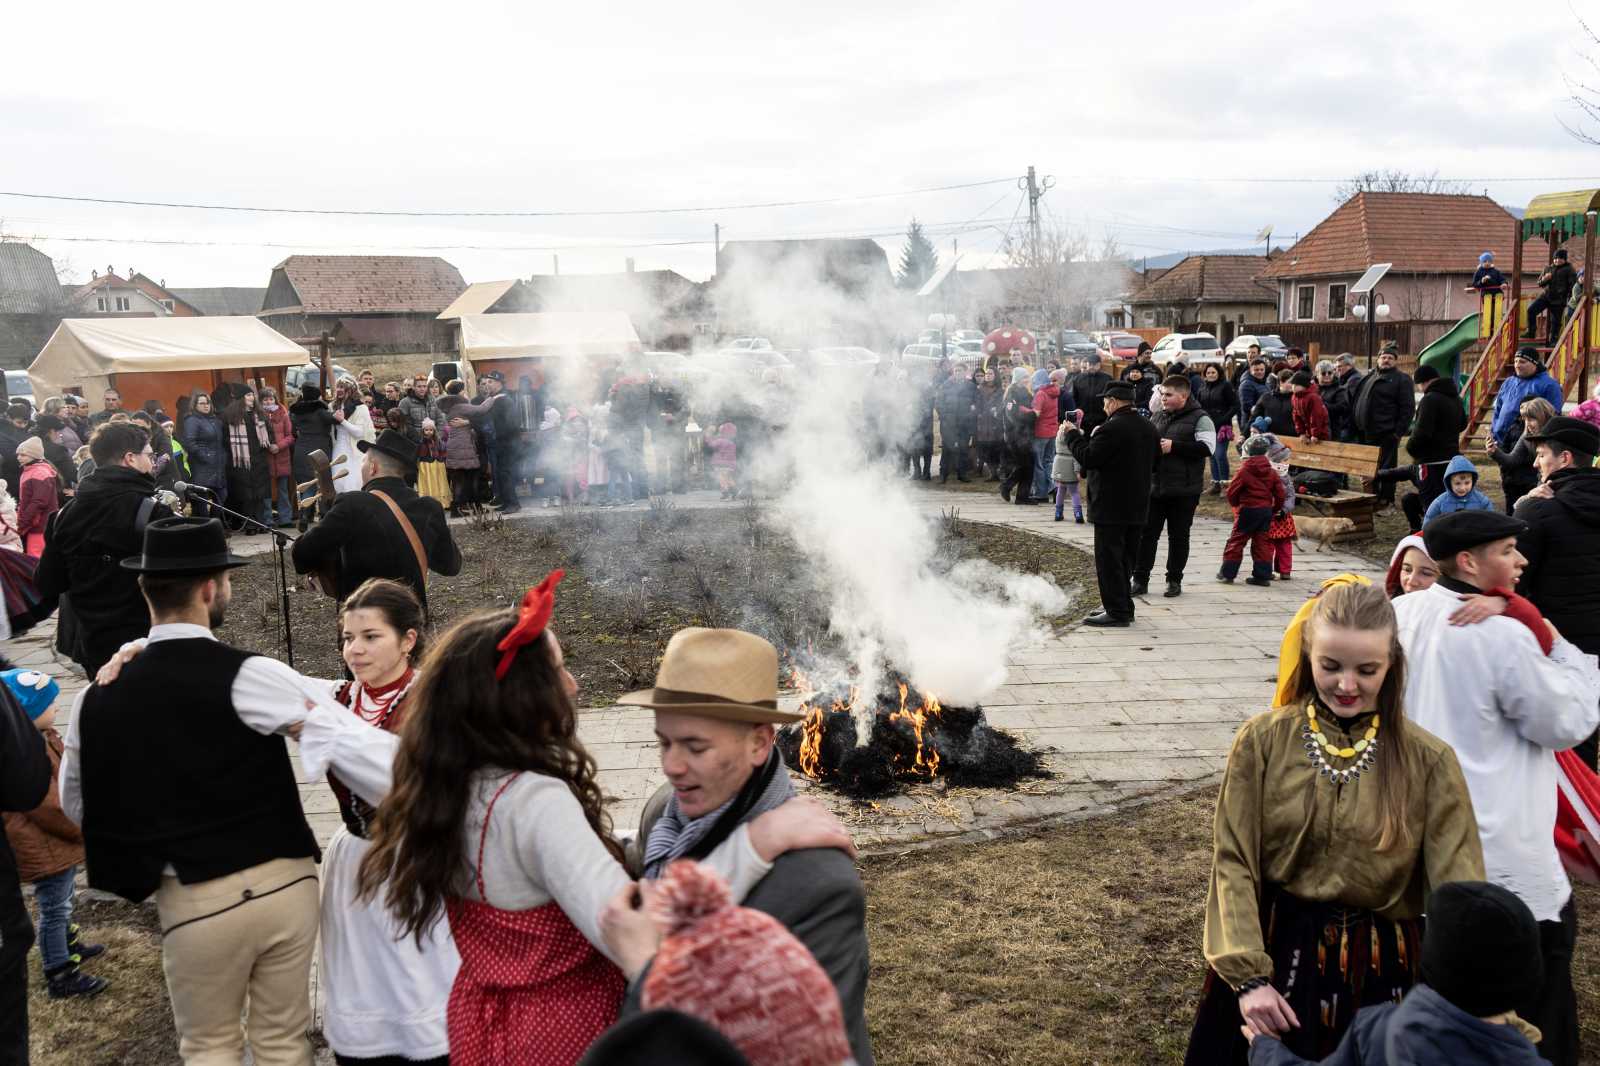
[1273,573,1373,708]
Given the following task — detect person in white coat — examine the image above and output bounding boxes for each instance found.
[329,378,375,496]
[1394,509,1600,1066]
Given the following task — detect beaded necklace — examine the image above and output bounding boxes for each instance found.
[350,667,417,731]
[1302,700,1379,785]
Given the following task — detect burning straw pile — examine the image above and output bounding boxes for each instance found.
[776,679,1049,799]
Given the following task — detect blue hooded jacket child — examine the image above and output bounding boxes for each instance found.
[1422,455,1496,525]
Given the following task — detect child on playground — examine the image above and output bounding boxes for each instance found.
[1421,455,1495,526]
[0,669,107,1000]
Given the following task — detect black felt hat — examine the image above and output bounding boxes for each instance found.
[1422,881,1542,1017]
[1103,380,1137,403]
[1422,509,1527,563]
[1524,415,1600,454]
[357,428,418,470]
[120,517,250,574]
[1413,365,1440,385]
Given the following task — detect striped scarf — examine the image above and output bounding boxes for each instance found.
[228,423,251,469]
[642,748,795,879]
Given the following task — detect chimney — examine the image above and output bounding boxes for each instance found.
[626,257,635,273]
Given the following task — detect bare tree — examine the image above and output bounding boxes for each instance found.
[1563,14,1600,143]
[1333,169,1472,202]
[1001,222,1089,332]
[1391,274,1452,322]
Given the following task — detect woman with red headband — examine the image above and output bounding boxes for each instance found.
[356,572,853,1066]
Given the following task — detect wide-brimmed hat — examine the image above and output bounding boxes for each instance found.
[617,628,801,724]
[121,516,250,574]
[358,428,418,469]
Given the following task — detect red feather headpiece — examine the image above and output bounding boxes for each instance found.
[495,570,565,681]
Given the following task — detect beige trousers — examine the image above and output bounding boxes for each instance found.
[154,856,319,1066]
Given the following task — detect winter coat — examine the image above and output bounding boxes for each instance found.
[1352,366,1416,441]
[0,423,26,495]
[1574,397,1600,430]
[1515,465,1600,656]
[261,402,295,479]
[1129,372,1156,414]
[1002,383,1035,448]
[1487,429,1540,504]
[288,397,335,484]
[708,424,738,469]
[1422,455,1496,524]
[1227,455,1286,511]
[0,483,20,551]
[42,438,76,489]
[1290,383,1330,441]
[935,376,977,428]
[1236,370,1271,426]
[1490,368,1566,448]
[1539,260,1579,306]
[1408,377,1468,463]
[1069,370,1112,433]
[1061,406,1161,525]
[1249,389,1298,438]
[1322,375,1357,441]
[181,411,227,490]
[1471,264,1507,292]
[17,461,60,557]
[974,382,1003,443]
[1195,378,1237,433]
[1149,401,1214,498]
[1247,984,1542,1066]
[1,729,82,884]
[290,475,462,609]
[396,393,441,440]
[1032,384,1061,439]
[1051,423,1078,483]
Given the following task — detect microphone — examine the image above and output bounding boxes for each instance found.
[173,481,216,498]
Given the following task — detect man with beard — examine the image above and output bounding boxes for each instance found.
[1352,342,1415,503]
[619,628,873,1066]
[37,423,173,676]
[1132,376,1214,599]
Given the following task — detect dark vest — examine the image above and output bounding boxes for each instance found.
[1151,403,1207,498]
[78,638,319,902]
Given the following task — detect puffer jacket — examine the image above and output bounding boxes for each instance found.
[1,729,82,883]
[1515,465,1600,655]
[1408,377,1468,463]
[181,411,227,490]
[1227,455,1286,511]
[974,382,1002,443]
[1422,455,1495,524]
[261,401,295,478]
[1237,370,1271,425]
[1490,368,1566,448]
[437,395,481,469]
[1032,384,1061,439]
[1051,422,1078,483]
[1250,388,1298,438]
[1290,382,1330,441]
[1195,377,1237,431]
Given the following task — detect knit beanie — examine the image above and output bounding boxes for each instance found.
[1516,345,1545,369]
[1249,416,1272,435]
[0,669,59,721]
[1480,252,1494,264]
[642,861,852,1066]
[1422,881,1542,1017]
[1413,365,1440,385]
[1245,435,1273,457]
[14,437,44,464]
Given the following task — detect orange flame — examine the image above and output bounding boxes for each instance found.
[797,705,825,779]
[889,682,942,777]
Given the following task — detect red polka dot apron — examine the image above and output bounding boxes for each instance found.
[445,773,626,1066]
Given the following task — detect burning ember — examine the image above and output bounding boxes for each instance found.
[777,674,1048,799]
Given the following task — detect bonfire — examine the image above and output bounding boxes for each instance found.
[776,673,1049,799]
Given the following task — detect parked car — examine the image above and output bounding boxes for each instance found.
[792,346,879,380]
[1094,333,1143,362]
[1223,334,1289,361]
[4,370,34,409]
[1058,330,1099,358]
[1150,332,1223,365]
[286,361,353,392]
[949,329,985,344]
[642,350,707,391]
[951,339,983,358]
[726,336,774,351]
[706,347,794,384]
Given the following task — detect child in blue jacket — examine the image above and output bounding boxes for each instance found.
[1422,455,1496,526]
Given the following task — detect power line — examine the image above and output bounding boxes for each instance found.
[0,177,1019,219]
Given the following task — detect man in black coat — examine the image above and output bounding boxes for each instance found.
[1513,416,1600,768]
[292,429,462,611]
[38,422,174,676]
[1062,380,1162,627]
[1248,371,1298,437]
[0,403,29,493]
[0,671,50,1064]
[1405,365,1468,513]
[1068,352,1113,433]
[1352,343,1416,503]
[934,363,976,482]
[447,372,525,514]
[1133,377,1215,599]
[1526,248,1580,344]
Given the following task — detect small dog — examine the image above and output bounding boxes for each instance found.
[1294,515,1355,552]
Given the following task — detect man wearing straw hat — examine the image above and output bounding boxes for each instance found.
[617,628,875,1066]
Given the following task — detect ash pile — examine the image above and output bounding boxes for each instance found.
[776,680,1049,800]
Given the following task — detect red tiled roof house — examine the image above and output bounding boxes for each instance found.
[1128,255,1278,344]
[258,255,466,354]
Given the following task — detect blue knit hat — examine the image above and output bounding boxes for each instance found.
[1,669,59,721]
[1479,252,1494,264]
[1250,415,1272,434]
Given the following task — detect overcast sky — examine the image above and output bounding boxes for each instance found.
[4,0,1599,288]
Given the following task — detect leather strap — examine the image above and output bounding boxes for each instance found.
[369,490,428,591]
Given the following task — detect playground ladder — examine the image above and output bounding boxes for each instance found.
[1461,297,1591,443]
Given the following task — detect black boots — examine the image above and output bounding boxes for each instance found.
[1130,577,1149,597]
[1164,581,1182,598]
[45,961,108,1000]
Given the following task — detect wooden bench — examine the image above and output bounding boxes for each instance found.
[1273,436,1383,542]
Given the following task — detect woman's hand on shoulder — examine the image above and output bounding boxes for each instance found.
[1448,594,1507,627]
[747,796,857,863]
[94,639,148,686]
[599,880,661,980]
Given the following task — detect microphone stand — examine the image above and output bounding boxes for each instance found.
[189,491,298,668]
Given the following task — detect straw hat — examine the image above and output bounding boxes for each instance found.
[617,628,801,724]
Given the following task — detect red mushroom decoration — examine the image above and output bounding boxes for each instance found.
[983,327,1037,363]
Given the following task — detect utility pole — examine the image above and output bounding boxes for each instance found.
[714,223,722,277]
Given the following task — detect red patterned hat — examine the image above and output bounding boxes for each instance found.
[642,861,852,1066]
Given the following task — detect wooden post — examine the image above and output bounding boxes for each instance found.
[1584,212,1597,403]
[1510,216,1524,335]
[319,331,332,398]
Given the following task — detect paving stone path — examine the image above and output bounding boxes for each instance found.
[17,486,1387,855]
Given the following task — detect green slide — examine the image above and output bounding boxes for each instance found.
[1416,312,1481,384]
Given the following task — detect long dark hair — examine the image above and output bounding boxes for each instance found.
[356,608,620,943]
[1287,581,1413,851]
[340,578,427,663]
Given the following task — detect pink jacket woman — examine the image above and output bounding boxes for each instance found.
[16,437,60,558]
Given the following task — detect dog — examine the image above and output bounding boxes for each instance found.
[1294,515,1355,552]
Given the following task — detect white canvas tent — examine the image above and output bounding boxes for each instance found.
[29,316,308,401]
[457,312,642,362]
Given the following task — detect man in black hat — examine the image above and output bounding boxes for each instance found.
[1512,415,1600,768]
[291,427,461,610]
[59,516,339,1065]
[1527,248,1579,344]
[1396,509,1600,1066]
[1351,342,1414,503]
[1061,379,1162,626]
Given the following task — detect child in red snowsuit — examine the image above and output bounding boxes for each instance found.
[1219,435,1285,586]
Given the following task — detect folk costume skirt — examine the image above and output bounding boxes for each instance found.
[1183,884,1422,1066]
[415,459,452,510]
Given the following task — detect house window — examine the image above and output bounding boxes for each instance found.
[1328,284,1347,320]
[1296,285,1314,320]
[95,297,106,311]
[160,299,174,312]
[115,296,130,311]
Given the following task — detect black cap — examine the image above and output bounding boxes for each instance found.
[1103,380,1137,403]
[1524,414,1600,453]
[1422,881,1542,1017]
[1555,248,1569,261]
[1515,345,1544,368]
[358,428,418,470]
[1290,371,1313,388]
[1422,509,1527,563]
[1413,365,1440,384]
[120,517,250,574]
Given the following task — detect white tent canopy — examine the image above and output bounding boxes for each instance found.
[28,316,308,397]
[457,312,641,361]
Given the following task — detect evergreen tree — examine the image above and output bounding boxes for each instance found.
[895,219,940,290]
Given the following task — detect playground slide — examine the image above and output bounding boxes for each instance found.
[1416,312,1481,383]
